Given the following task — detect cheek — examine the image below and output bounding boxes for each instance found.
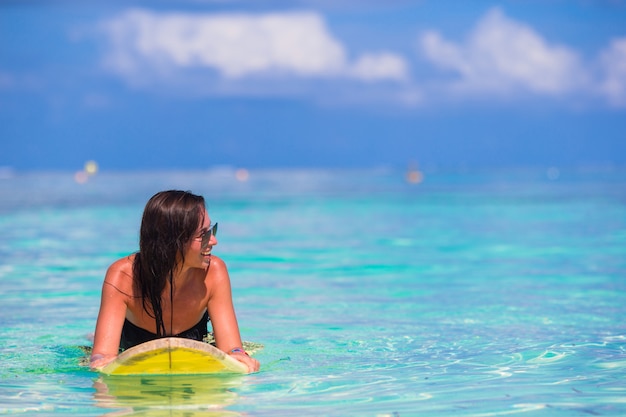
[181,241,196,258]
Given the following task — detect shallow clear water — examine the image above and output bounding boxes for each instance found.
[0,168,625,416]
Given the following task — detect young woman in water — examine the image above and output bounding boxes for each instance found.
[89,190,259,373]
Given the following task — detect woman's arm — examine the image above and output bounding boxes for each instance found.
[207,256,260,373]
[90,261,130,370]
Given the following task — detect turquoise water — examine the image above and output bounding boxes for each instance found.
[0,168,625,416]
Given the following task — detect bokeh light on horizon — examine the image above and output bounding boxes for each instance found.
[74,160,99,184]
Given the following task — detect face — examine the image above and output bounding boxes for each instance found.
[187,209,218,267]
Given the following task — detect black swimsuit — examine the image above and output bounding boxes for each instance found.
[119,310,209,351]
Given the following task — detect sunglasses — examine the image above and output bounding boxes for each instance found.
[197,222,218,249]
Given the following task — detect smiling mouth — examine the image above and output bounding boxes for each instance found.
[201,249,212,256]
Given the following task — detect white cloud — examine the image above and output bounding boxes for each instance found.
[418,8,586,96]
[96,7,622,109]
[101,9,408,83]
[598,37,626,106]
[349,53,408,82]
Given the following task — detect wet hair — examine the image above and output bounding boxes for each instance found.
[133,190,205,337]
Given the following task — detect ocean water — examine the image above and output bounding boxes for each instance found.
[0,167,624,416]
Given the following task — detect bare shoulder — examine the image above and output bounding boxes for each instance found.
[208,255,227,272]
[205,255,230,285]
[103,255,135,296]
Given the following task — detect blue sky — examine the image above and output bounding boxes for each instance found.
[1,0,625,172]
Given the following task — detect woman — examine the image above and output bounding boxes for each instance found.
[90,190,259,373]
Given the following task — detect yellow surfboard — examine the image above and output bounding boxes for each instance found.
[99,337,248,375]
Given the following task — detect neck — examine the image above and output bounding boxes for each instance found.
[168,263,195,292]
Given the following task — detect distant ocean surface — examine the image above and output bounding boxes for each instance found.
[0,167,625,416]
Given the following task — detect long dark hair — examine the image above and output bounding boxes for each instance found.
[133,190,205,337]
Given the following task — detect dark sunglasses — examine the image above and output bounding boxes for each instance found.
[198,222,218,248]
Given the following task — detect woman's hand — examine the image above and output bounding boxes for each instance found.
[89,353,117,371]
[229,350,260,373]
